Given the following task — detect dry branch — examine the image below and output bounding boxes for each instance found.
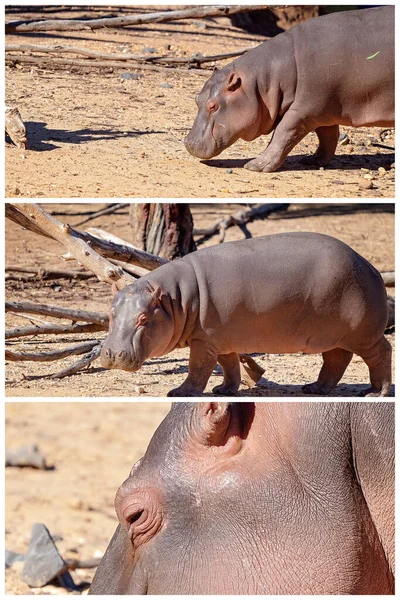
[6,322,105,340]
[51,344,102,379]
[5,54,211,75]
[6,203,168,272]
[6,43,250,66]
[86,227,150,277]
[6,5,273,33]
[194,203,289,242]
[5,341,100,362]
[5,266,95,280]
[5,301,109,325]
[75,203,126,227]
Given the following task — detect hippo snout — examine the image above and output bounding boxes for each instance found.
[184,130,220,160]
[100,345,140,371]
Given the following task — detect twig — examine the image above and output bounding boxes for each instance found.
[51,344,102,379]
[5,301,109,325]
[6,322,105,340]
[6,5,274,33]
[75,203,126,227]
[5,341,100,362]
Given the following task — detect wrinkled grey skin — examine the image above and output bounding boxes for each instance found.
[185,7,394,172]
[89,402,394,595]
[101,232,391,397]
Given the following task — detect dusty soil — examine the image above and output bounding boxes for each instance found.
[5,6,395,199]
[5,401,171,595]
[5,202,395,397]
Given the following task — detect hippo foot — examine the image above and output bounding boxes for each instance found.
[167,386,202,397]
[302,382,330,395]
[244,158,275,173]
[211,384,238,396]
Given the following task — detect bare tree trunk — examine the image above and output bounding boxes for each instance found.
[130,204,196,260]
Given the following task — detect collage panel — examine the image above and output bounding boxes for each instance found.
[4,2,396,597]
[5,4,394,199]
[5,202,395,398]
[5,401,395,594]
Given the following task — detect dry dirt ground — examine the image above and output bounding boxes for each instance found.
[5,402,171,595]
[5,202,395,398]
[5,6,395,199]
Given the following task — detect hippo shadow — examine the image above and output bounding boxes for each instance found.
[201,152,395,172]
[224,379,396,398]
[23,121,163,152]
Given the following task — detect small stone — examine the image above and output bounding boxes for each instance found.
[193,21,207,29]
[360,168,370,173]
[360,179,373,189]
[164,44,171,50]
[378,167,387,175]
[339,133,349,145]
[5,444,47,469]
[142,46,157,54]
[332,180,344,185]
[21,524,69,587]
[364,173,375,181]
[13,186,21,195]
[134,386,146,394]
[225,168,233,174]
[319,166,325,170]
[390,162,395,169]
[159,83,173,89]
[120,72,143,81]
[5,549,25,568]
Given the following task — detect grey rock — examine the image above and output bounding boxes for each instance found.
[142,47,157,54]
[5,444,47,469]
[5,550,25,568]
[21,524,69,587]
[120,72,143,81]
[159,83,173,89]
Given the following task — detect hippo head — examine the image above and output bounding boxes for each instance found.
[184,64,264,160]
[100,281,173,372]
[90,402,256,594]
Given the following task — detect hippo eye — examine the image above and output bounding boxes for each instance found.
[136,313,147,327]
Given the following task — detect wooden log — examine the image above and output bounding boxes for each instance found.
[6,322,105,340]
[5,341,100,362]
[5,301,109,325]
[5,106,27,150]
[6,5,273,33]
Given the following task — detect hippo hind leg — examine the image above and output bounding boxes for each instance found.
[167,340,217,397]
[301,124,340,167]
[212,353,241,396]
[357,336,392,397]
[302,347,353,395]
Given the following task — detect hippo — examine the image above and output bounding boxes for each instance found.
[184,6,394,172]
[89,401,395,594]
[100,232,391,397]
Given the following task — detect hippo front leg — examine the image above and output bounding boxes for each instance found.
[167,340,217,397]
[245,109,310,173]
[212,353,241,396]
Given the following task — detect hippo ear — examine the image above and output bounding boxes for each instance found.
[198,402,231,446]
[151,286,164,304]
[226,72,241,92]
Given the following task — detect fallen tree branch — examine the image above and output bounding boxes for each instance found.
[5,301,109,325]
[6,43,251,66]
[86,227,150,277]
[75,203,126,227]
[194,203,289,243]
[6,5,273,33]
[5,341,100,362]
[5,53,211,74]
[5,266,95,280]
[51,344,102,379]
[6,203,168,272]
[6,322,105,340]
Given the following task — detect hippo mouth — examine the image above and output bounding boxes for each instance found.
[184,119,227,160]
[100,344,144,372]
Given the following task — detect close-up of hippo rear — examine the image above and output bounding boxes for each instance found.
[90,402,394,595]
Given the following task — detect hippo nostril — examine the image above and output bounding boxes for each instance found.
[118,350,126,359]
[105,348,112,358]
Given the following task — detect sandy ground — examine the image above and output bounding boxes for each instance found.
[5,6,395,199]
[5,402,171,595]
[5,202,395,398]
